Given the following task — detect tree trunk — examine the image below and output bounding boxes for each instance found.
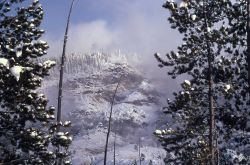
[247,0,250,101]
[56,1,75,164]
[113,131,116,165]
[57,0,75,130]
[104,76,122,165]
[208,60,215,165]
[204,1,215,164]
[138,137,141,165]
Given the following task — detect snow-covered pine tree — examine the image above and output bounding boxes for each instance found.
[211,1,248,163]
[155,0,249,164]
[0,0,72,164]
[214,1,250,163]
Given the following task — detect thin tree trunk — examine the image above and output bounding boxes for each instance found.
[138,137,141,165]
[113,131,116,165]
[216,138,219,165]
[57,0,75,130]
[104,76,122,165]
[208,62,215,165]
[204,0,215,164]
[56,1,75,164]
[247,0,250,101]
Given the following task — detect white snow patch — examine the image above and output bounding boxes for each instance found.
[224,84,231,92]
[184,80,191,86]
[30,131,38,137]
[191,14,196,21]
[43,60,56,68]
[71,129,165,165]
[0,58,10,69]
[126,91,147,102]
[10,66,23,81]
[155,130,162,135]
[38,40,47,45]
[207,27,211,32]
[16,50,22,57]
[179,1,188,8]
[139,81,153,91]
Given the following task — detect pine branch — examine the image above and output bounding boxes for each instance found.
[0,156,31,165]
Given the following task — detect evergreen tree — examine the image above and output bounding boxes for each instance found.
[155,0,249,164]
[0,0,72,164]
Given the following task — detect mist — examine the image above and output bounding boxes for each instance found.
[42,0,183,94]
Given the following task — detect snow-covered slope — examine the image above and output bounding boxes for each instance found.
[41,52,165,164]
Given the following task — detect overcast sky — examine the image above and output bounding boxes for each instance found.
[40,0,181,59]
[39,0,182,91]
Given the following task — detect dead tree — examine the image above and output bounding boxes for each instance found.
[57,0,75,130]
[104,76,122,165]
[113,131,117,165]
[56,0,75,164]
[138,137,141,165]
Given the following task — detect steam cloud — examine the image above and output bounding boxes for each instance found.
[43,0,182,93]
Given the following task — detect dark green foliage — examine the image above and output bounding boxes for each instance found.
[155,0,249,164]
[0,0,71,164]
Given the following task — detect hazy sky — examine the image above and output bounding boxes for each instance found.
[40,0,180,59]
[39,0,182,91]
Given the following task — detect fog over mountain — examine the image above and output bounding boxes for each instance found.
[42,0,183,95]
[40,3,186,162]
[40,52,169,164]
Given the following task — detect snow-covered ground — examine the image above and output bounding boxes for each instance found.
[71,128,165,165]
[41,52,166,164]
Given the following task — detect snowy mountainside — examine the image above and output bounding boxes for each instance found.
[41,52,166,164]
